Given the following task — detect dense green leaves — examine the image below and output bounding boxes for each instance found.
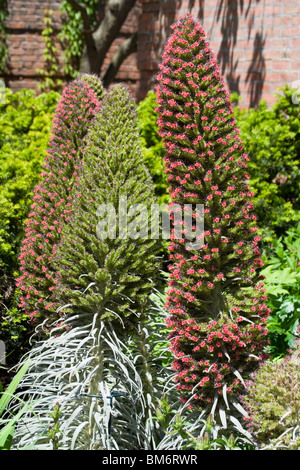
[242,346,300,449]
[261,224,300,358]
[137,91,169,204]
[234,86,300,244]
[0,89,60,273]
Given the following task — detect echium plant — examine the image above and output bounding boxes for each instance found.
[53,83,160,323]
[155,14,270,435]
[8,84,167,450]
[16,74,104,327]
[241,343,300,450]
[52,83,164,441]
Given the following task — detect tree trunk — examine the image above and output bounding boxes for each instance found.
[78,0,137,83]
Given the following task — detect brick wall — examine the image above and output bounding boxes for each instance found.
[4,0,63,91]
[138,0,300,107]
[2,0,300,108]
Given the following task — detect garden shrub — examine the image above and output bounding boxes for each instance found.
[242,343,300,449]
[0,88,60,351]
[234,86,300,245]
[260,223,300,359]
[0,88,60,274]
[155,13,270,435]
[16,75,103,328]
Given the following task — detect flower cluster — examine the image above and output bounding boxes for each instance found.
[156,14,270,411]
[16,76,103,324]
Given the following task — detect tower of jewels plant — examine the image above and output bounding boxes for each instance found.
[8,83,166,450]
[16,74,104,328]
[53,84,160,322]
[155,14,270,434]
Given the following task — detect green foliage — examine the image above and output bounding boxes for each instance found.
[137,91,169,204]
[0,88,60,349]
[155,400,254,450]
[0,0,8,73]
[59,0,100,79]
[234,86,300,245]
[242,346,300,449]
[36,9,64,92]
[0,360,31,450]
[261,224,300,359]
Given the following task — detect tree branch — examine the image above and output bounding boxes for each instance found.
[67,0,137,77]
[102,32,137,87]
[92,0,137,73]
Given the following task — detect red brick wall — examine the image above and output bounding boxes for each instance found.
[138,0,300,107]
[2,0,300,108]
[3,0,142,94]
[4,0,63,91]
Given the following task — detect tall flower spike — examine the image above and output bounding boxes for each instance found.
[79,73,105,101]
[156,14,270,428]
[8,84,165,451]
[50,84,163,440]
[16,75,104,325]
[53,83,161,330]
